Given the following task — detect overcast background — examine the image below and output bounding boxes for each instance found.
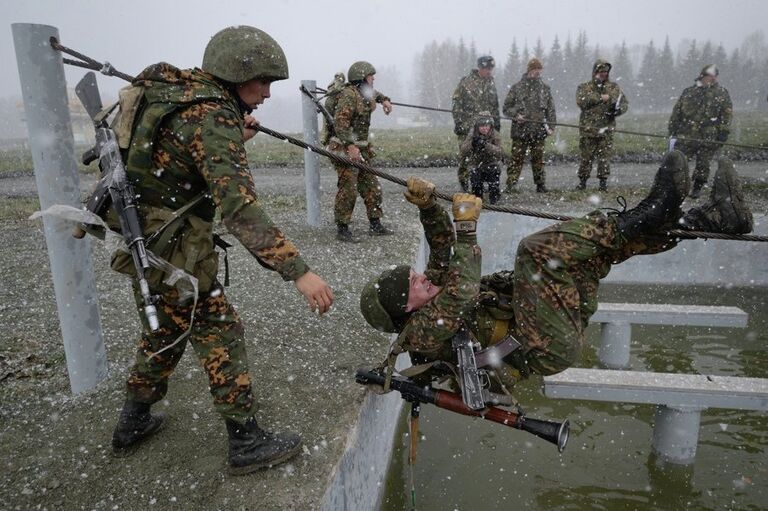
[2,0,767,135]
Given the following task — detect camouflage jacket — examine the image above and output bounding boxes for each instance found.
[452,70,501,136]
[396,204,514,360]
[668,82,732,142]
[124,63,308,282]
[503,74,556,140]
[458,128,503,167]
[330,84,390,149]
[576,78,628,138]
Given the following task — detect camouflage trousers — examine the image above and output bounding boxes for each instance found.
[510,211,677,377]
[507,137,546,188]
[470,162,501,204]
[125,281,256,422]
[578,135,614,180]
[333,158,383,225]
[675,139,720,186]
[457,134,470,189]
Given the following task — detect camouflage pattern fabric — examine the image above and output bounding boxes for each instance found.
[502,74,556,140]
[120,63,309,423]
[578,135,614,180]
[393,205,677,383]
[669,82,732,184]
[507,138,546,188]
[458,127,503,168]
[453,70,501,188]
[575,76,628,138]
[329,83,389,223]
[126,282,256,421]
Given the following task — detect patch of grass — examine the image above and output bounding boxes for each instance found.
[0,197,41,221]
[0,146,99,176]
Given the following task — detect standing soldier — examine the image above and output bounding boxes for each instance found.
[668,64,733,198]
[575,59,628,191]
[459,112,503,204]
[328,61,394,242]
[503,58,557,193]
[452,55,501,192]
[109,26,335,475]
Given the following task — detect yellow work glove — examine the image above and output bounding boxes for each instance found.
[404,176,436,209]
[452,193,482,232]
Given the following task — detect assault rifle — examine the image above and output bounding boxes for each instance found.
[75,72,159,331]
[356,368,569,452]
[300,84,336,140]
[452,327,486,410]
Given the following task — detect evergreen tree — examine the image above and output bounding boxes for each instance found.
[658,37,676,109]
[501,39,521,91]
[548,36,567,114]
[613,40,635,108]
[534,38,545,61]
[639,39,659,111]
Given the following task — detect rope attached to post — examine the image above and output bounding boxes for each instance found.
[50,40,767,242]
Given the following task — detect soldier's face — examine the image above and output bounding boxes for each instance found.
[595,71,609,82]
[365,74,375,86]
[405,270,441,312]
[478,125,492,136]
[528,69,542,79]
[478,67,493,78]
[237,78,272,109]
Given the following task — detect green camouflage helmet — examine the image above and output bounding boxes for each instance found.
[475,111,494,127]
[359,265,411,333]
[348,61,376,82]
[202,26,289,83]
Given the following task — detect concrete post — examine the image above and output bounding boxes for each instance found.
[301,80,322,226]
[12,23,107,394]
[598,322,632,369]
[651,404,704,464]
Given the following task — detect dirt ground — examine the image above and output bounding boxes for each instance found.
[1,160,766,511]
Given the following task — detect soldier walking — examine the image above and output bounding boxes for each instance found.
[575,59,628,191]
[668,64,733,198]
[327,61,394,242]
[452,55,501,192]
[503,58,557,193]
[108,26,334,475]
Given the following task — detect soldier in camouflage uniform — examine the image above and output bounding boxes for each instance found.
[359,151,751,394]
[452,56,501,192]
[327,61,394,242]
[109,26,334,475]
[458,112,503,204]
[503,58,556,193]
[576,60,629,191]
[668,64,733,198]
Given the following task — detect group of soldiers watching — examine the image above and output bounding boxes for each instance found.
[451,54,732,199]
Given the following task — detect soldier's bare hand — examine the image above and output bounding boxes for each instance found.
[243,115,260,141]
[295,271,334,315]
[516,114,526,121]
[347,144,362,162]
[382,100,393,115]
[600,94,610,103]
[404,176,436,209]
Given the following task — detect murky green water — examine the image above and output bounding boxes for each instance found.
[382,284,768,511]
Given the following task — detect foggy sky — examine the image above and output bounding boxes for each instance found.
[2,0,767,104]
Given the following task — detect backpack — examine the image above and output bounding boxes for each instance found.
[320,72,346,145]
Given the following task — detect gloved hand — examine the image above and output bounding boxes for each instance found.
[472,136,488,152]
[716,131,729,143]
[452,193,482,232]
[404,176,436,209]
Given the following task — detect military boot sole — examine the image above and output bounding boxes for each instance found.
[713,159,753,233]
[111,412,167,458]
[227,442,302,475]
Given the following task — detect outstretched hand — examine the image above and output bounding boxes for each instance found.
[294,271,334,315]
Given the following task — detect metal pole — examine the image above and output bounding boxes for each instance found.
[598,322,632,369]
[301,80,321,226]
[12,23,107,394]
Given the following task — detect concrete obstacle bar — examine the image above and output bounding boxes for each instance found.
[591,303,748,369]
[544,368,768,464]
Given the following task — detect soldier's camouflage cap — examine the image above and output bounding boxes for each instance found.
[699,64,719,78]
[203,25,289,83]
[475,111,494,126]
[592,59,612,74]
[477,55,496,69]
[360,265,411,333]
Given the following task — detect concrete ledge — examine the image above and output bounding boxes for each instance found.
[544,368,768,411]
[591,303,748,327]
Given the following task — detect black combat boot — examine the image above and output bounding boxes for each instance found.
[369,218,393,236]
[112,400,166,456]
[459,179,469,193]
[226,417,302,475]
[613,151,690,239]
[689,180,705,199]
[536,183,548,193]
[575,177,588,191]
[680,158,753,234]
[337,223,354,242]
[599,178,608,192]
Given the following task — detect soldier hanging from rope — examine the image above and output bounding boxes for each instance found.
[359,150,752,409]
